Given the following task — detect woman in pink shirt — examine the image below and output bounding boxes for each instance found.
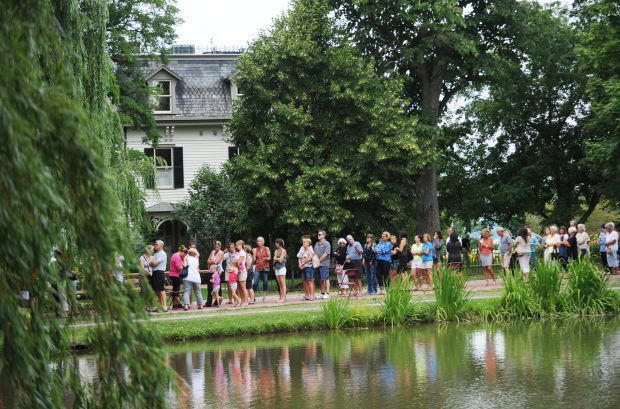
[169,245,188,309]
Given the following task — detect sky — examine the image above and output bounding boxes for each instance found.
[174,0,293,52]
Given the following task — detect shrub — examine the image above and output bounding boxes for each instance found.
[433,266,470,322]
[529,260,563,313]
[563,259,617,315]
[381,276,417,327]
[320,297,351,329]
[499,272,542,319]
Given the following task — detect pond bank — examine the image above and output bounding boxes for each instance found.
[69,293,620,348]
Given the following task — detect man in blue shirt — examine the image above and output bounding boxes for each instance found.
[346,235,363,296]
[599,224,608,272]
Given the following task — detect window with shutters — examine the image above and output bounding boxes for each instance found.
[144,147,183,189]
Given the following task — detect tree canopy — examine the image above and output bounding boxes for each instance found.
[440,5,600,227]
[227,0,422,242]
[330,0,541,234]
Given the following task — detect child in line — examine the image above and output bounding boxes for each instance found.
[210,265,222,308]
[228,259,241,307]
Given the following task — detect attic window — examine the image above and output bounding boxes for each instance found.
[155,80,171,113]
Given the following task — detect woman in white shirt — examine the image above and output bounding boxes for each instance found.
[544,226,561,265]
[576,224,590,258]
[182,248,203,311]
[514,228,532,277]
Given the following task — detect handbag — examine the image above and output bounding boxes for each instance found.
[179,266,189,279]
[312,254,320,269]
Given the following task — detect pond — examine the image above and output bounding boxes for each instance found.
[72,318,619,408]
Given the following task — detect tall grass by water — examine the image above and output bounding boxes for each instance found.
[321,298,351,329]
[434,267,470,321]
[381,276,417,327]
[498,271,542,319]
[564,259,617,315]
[530,260,562,313]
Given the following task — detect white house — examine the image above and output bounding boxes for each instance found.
[125,51,241,251]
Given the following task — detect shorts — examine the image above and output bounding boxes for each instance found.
[212,286,220,293]
[238,269,248,282]
[318,266,329,280]
[480,253,492,267]
[398,258,409,272]
[390,260,399,270]
[169,275,181,292]
[151,270,165,292]
[275,267,287,276]
[229,282,238,290]
[607,250,618,268]
[245,269,253,288]
[412,260,424,270]
[302,267,314,281]
[423,261,433,269]
[501,253,512,269]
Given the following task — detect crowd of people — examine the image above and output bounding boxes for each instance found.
[132,222,618,311]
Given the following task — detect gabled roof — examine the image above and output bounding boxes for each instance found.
[145,66,183,82]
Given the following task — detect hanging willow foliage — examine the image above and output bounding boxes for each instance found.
[0,1,173,407]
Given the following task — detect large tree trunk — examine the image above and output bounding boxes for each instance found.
[416,164,440,235]
[415,74,442,235]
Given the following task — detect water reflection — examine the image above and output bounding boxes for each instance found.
[75,317,619,409]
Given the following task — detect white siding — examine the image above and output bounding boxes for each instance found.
[126,125,232,208]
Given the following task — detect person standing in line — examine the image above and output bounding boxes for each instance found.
[205,241,224,307]
[149,240,168,311]
[445,227,462,261]
[389,235,399,281]
[432,231,445,278]
[362,233,377,295]
[227,259,241,307]
[462,233,471,267]
[599,224,609,272]
[410,235,424,291]
[235,240,249,306]
[253,237,271,302]
[244,244,256,304]
[576,224,591,258]
[558,226,569,270]
[298,237,315,300]
[209,265,222,308]
[479,228,496,286]
[314,230,331,299]
[168,245,187,309]
[497,227,512,276]
[273,238,288,303]
[544,226,560,265]
[181,248,203,311]
[375,232,392,294]
[514,228,532,278]
[139,245,154,307]
[529,230,539,270]
[346,235,364,297]
[565,227,578,263]
[223,243,237,304]
[604,222,618,274]
[421,233,434,290]
[446,232,463,276]
[334,238,348,295]
[397,231,409,279]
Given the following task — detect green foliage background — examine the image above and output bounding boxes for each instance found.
[227,0,422,243]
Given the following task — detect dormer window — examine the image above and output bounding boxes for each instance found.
[155,80,172,112]
[146,66,182,114]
